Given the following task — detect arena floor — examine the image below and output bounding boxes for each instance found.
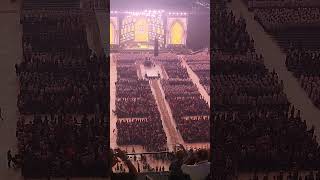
[228,0,320,145]
[110,53,210,172]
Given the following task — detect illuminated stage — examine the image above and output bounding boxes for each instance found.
[110,10,188,50]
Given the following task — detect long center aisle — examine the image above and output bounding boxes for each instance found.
[150,79,184,150]
[228,0,320,143]
[0,1,23,179]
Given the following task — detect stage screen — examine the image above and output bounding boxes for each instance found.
[120,11,165,49]
[134,17,149,42]
[110,17,119,45]
[166,17,187,45]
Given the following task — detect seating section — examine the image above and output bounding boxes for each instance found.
[286,48,320,109]
[212,5,255,54]
[159,55,210,143]
[247,0,320,10]
[212,3,320,176]
[16,9,109,178]
[186,53,210,94]
[115,55,167,152]
[23,0,80,9]
[252,6,320,50]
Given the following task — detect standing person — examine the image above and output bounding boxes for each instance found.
[15,63,19,75]
[111,148,138,180]
[181,146,210,180]
[0,107,3,120]
[169,149,189,180]
[7,150,12,168]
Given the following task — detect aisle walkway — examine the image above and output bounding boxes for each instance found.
[150,80,184,150]
[110,54,117,149]
[181,57,210,106]
[228,0,320,142]
[0,0,23,179]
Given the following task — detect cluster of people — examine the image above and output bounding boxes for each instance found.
[110,144,210,179]
[17,114,109,178]
[212,5,255,54]
[254,7,320,32]
[116,60,139,80]
[166,44,191,54]
[161,61,210,143]
[246,170,320,180]
[213,51,265,75]
[18,10,108,115]
[112,150,169,173]
[115,80,158,118]
[115,57,167,152]
[177,116,210,143]
[212,2,320,178]
[286,47,320,109]
[17,10,109,178]
[215,105,320,172]
[213,54,286,111]
[116,118,167,152]
[248,0,320,10]
[160,60,189,79]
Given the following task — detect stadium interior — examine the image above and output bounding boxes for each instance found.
[1,0,320,179]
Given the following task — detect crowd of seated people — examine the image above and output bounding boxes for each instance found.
[245,170,320,180]
[215,106,320,172]
[213,51,266,76]
[212,5,255,54]
[116,118,167,152]
[114,56,167,152]
[212,3,320,178]
[286,47,320,109]
[22,0,81,10]
[254,7,320,32]
[186,52,210,94]
[17,114,109,178]
[18,11,108,115]
[166,44,191,55]
[160,56,210,143]
[16,10,109,178]
[213,51,320,173]
[213,53,286,111]
[247,0,320,10]
[160,59,189,79]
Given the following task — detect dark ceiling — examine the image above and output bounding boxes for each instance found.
[110,0,193,10]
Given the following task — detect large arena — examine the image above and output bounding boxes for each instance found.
[0,0,210,179]
[109,0,210,176]
[3,0,320,179]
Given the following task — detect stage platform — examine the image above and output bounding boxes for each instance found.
[140,64,162,79]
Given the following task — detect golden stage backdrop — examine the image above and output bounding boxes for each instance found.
[170,21,184,44]
[110,22,115,44]
[134,17,149,42]
[166,17,187,45]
